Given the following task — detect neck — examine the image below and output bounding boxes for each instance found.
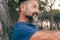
[18,12,30,22]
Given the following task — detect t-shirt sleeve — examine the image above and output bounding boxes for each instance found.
[11,26,37,40]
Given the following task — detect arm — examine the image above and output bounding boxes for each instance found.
[30,31,60,40]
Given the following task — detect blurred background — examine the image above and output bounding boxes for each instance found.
[0,0,60,40]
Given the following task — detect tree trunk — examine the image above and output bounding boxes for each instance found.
[0,0,12,40]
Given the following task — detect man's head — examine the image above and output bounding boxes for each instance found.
[19,0,39,23]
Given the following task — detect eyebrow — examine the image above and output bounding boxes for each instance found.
[33,4,39,7]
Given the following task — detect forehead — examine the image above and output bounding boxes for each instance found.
[29,0,38,4]
[27,0,39,6]
[28,0,39,7]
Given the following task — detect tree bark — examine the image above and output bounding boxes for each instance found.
[0,0,12,40]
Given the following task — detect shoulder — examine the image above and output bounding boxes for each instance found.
[11,23,38,40]
[30,31,60,40]
[13,22,37,31]
[12,22,38,36]
[13,24,37,33]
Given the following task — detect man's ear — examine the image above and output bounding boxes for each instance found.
[20,4,26,12]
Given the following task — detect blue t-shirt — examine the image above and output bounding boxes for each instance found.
[11,22,39,40]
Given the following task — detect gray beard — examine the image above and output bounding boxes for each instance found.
[33,16,38,22]
[32,15,38,25]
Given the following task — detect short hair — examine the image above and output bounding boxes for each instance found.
[19,0,28,5]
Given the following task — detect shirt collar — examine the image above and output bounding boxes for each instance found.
[17,22,36,26]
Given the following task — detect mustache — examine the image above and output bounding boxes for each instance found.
[33,12,39,16]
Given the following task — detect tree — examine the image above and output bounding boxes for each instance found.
[8,0,19,24]
[39,0,56,30]
[53,9,60,30]
[0,0,12,40]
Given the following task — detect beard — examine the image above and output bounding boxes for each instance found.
[25,12,38,23]
[25,14,33,22]
[33,15,38,23]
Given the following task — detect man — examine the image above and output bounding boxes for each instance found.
[11,0,60,40]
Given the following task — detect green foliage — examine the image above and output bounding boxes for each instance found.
[38,11,51,21]
[8,0,19,24]
[54,9,60,23]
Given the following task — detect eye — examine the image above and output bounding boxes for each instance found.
[33,5,39,9]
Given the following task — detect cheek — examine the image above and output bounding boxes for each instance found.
[28,7,35,14]
[26,7,34,16]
